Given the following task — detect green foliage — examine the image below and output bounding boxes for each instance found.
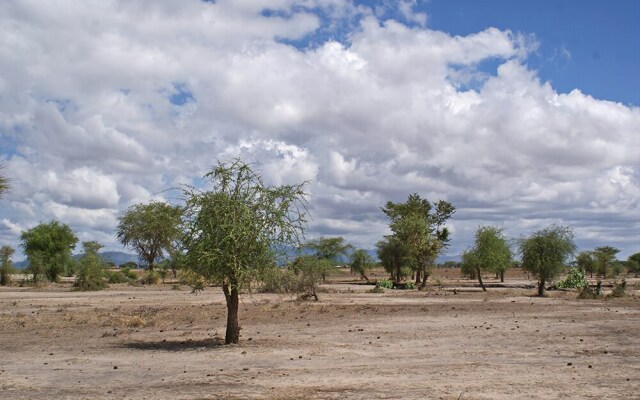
[119,261,138,270]
[518,225,576,296]
[577,285,599,299]
[349,249,374,280]
[21,220,78,283]
[609,279,627,298]
[376,279,394,289]
[74,241,107,291]
[139,270,160,285]
[626,254,640,277]
[116,201,183,271]
[556,268,588,289]
[0,245,15,286]
[375,236,409,280]
[106,270,132,284]
[181,159,307,344]
[576,251,596,277]
[461,249,479,279]
[120,267,138,280]
[288,255,333,300]
[402,281,416,290]
[593,246,620,278]
[304,237,353,265]
[381,193,454,285]
[0,164,10,200]
[464,226,512,289]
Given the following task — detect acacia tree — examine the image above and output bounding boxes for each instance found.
[627,253,640,277]
[181,159,307,344]
[576,251,596,277]
[463,226,512,291]
[593,246,619,279]
[304,236,353,265]
[0,245,15,286]
[381,194,454,287]
[20,220,77,283]
[518,225,576,296]
[376,236,409,282]
[349,249,375,281]
[116,201,183,271]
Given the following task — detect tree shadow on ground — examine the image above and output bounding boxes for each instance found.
[119,338,224,351]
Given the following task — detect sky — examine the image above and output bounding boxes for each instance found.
[0,0,639,261]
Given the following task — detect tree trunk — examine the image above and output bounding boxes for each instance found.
[360,272,369,282]
[500,270,505,283]
[222,283,240,344]
[420,272,429,289]
[537,278,546,296]
[394,256,401,284]
[477,267,486,291]
[415,268,422,285]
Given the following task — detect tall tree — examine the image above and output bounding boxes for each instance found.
[593,246,619,279]
[518,225,576,296]
[375,236,409,283]
[349,249,375,281]
[627,252,640,277]
[304,236,353,265]
[181,159,307,344]
[463,226,512,290]
[116,201,183,271]
[0,245,15,286]
[74,241,107,291]
[575,251,596,278]
[20,220,78,283]
[381,193,454,287]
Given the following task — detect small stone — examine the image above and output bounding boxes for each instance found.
[567,363,572,366]
[113,366,118,370]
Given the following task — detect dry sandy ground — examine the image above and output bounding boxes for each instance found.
[1,278,639,400]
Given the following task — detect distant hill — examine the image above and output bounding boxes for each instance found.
[13,251,138,269]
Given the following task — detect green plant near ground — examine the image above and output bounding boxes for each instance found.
[74,241,108,291]
[577,285,599,299]
[557,268,588,289]
[120,267,138,280]
[369,286,385,293]
[0,245,15,286]
[376,279,393,289]
[107,270,132,284]
[402,281,416,290]
[608,279,627,298]
[138,270,160,285]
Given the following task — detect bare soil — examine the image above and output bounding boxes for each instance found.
[1,271,639,399]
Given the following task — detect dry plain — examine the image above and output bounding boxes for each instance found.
[1,270,639,400]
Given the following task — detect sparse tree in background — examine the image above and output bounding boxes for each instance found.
[0,245,15,285]
[304,236,353,265]
[349,249,375,281]
[576,251,596,278]
[20,220,78,283]
[0,164,10,200]
[381,194,454,287]
[116,201,183,271]
[593,246,619,279]
[376,236,409,283]
[463,226,512,291]
[181,159,307,344]
[627,253,640,277]
[288,255,333,300]
[74,241,107,291]
[518,225,576,296]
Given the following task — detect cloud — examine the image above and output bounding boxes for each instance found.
[0,0,638,259]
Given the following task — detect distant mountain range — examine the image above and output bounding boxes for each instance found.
[13,251,138,269]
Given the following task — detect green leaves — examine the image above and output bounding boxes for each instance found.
[20,220,78,283]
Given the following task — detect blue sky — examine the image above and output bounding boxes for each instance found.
[0,0,638,260]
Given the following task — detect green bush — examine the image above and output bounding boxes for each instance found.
[120,267,138,280]
[376,279,394,289]
[557,268,588,289]
[107,270,132,284]
[74,258,107,291]
[608,279,627,298]
[402,281,416,290]
[139,271,160,285]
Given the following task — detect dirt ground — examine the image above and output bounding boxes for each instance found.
[1,271,639,400]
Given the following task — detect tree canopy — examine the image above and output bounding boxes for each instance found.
[181,159,307,344]
[463,226,512,290]
[116,201,183,271]
[0,164,9,200]
[304,236,353,265]
[381,193,454,286]
[518,225,576,296]
[20,220,78,283]
[349,248,375,281]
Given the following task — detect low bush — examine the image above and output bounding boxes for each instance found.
[107,270,132,284]
[608,279,627,298]
[557,268,588,289]
[376,279,394,289]
[138,271,160,285]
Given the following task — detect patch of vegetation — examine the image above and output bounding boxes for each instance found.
[376,279,393,289]
[556,268,588,289]
[138,270,160,285]
[608,279,627,298]
[74,241,108,291]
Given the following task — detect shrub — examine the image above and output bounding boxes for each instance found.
[138,271,160,285]
[608,279,627,298]
[74,258,107,291]
[107,270,132,284]
[402,281,416,290]
[376,279,394,289]
[557,268,588,289]
[120,267,138,280]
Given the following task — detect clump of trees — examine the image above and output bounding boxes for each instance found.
[74,241,108,291]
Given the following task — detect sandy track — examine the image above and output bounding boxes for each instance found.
[1,282,639,399]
